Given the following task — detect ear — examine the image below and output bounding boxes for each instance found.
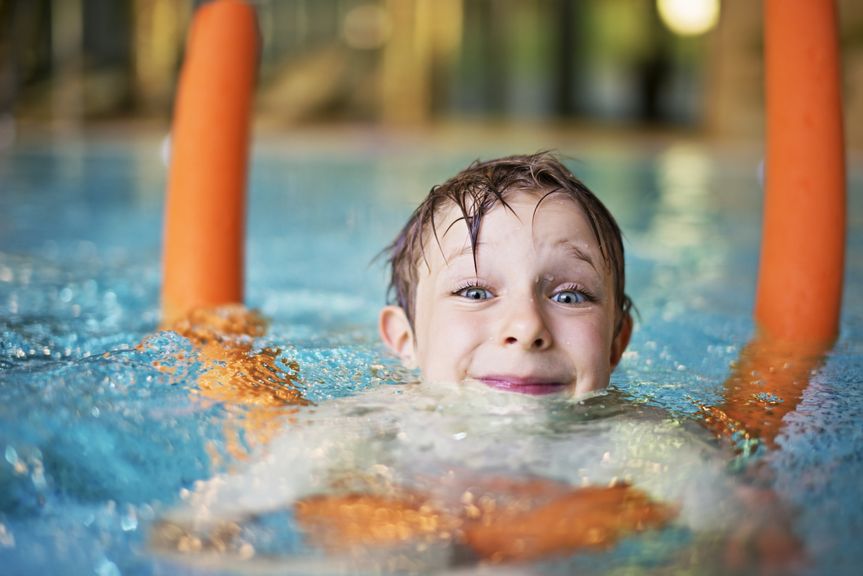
[610,312,633,369]
[378,305,417,369]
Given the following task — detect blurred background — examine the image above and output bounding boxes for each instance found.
[1,0,862,148]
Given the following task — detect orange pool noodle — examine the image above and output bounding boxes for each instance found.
[162,0,257,324]
[757,0,846,346]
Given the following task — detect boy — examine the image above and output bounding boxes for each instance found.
[379,151,633,397]
[156,153,794,571]
[154,152,676,561]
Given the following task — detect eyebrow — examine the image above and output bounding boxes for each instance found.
[554,239,598,272]
[442,240,598,273]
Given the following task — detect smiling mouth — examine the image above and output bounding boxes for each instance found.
[477,376,568,396]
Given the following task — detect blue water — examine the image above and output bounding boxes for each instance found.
[0,137,861,575]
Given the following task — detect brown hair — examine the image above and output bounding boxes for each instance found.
[383,151,632,333]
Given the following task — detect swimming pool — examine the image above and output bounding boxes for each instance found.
[1,134,861,575]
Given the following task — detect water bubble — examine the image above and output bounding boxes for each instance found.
[0,523,14,548]
[59,286,74,302]
[6,452,27,476]
[754,392,783,405]
[4,445,18,466]
[138,504,155,521]
[120,506,138,532]
[31,466,46,490]
[95,557,121,576]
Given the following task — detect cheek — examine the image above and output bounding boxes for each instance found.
[556,316,616,394]
[416,306,486,379]
[555,314,614,362]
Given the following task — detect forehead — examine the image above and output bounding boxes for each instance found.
[426,189,605,269]
[437,189,592,242]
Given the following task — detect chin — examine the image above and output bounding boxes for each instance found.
[571,379,609,398]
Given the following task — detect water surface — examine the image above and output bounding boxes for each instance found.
[1,137,861,575]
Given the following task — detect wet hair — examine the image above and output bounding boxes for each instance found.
[383,151,632,334]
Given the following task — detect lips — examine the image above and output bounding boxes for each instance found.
[476,376,568,396]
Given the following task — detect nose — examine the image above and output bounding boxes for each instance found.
[499,296,553,351]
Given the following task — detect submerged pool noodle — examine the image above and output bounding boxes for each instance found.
[162,0,257,323]
[756,0,846,347]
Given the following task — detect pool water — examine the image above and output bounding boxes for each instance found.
[1,136,861,575]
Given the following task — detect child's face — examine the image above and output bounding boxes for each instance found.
[380,190,630,396]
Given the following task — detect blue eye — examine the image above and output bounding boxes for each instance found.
[551,289,588,305]
[457,286,493,300]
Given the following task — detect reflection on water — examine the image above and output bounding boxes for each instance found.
[654,144,714,251]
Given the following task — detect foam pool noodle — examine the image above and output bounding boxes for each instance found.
[756,0,846,348]
[706,0,846,452]
[161,0,258,324]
